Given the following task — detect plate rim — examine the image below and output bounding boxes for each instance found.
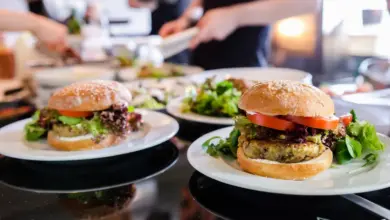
[166,96,234,125]
[187,126,390,196]
[0,109,179,162]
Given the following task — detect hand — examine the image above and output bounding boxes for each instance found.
[190,7,239,49]
[159,17,190,38]
[128,0,157,10]
[31,15,68,52]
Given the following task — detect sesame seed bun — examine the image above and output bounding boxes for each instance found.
[47,131,125,151]
[238,80,334,117]
[237,147,333,180]
[48,80,132,111]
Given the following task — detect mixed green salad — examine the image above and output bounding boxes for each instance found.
[182,78,242,117]
[203,110,385,167]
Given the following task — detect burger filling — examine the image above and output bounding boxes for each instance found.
[234,115,346,163]
[24,104,142,143]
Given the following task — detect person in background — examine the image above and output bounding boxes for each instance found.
[160,0,318,70]
[0,9,67,52]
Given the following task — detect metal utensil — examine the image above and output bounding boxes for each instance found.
[342,194,390,219]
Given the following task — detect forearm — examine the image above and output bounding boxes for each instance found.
[0,10,39,32]
[231,0,318,27]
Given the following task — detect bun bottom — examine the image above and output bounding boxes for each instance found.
[237,147,333,180]
[48,131,124,151]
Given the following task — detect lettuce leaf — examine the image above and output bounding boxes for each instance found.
[24,123,46,141]
[83,114,108,137]
[58,116,82,125]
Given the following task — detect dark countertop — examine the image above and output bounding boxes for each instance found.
[0,114,390,220]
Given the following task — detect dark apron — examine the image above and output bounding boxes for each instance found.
[191,0,270,70]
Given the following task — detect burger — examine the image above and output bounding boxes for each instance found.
[24,80,143,151]
[235,80,346,180]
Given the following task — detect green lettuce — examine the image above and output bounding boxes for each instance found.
[335,110,384,166]
[182,79,241,117]
[58,116,82,125]
[24,110,46,141]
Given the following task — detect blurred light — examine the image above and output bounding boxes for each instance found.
[277,18,306,37]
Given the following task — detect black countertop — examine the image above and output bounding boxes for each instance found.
[0,118,390,220]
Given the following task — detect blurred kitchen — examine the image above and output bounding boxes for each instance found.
[0,0,389,99]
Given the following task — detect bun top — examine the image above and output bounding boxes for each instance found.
[48,80,132,111]
[238,80,334,117]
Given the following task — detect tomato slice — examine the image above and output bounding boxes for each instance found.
[288,115,339,130]
[247,112,295,131]
[340,113,352,126]
[58,110,93,118]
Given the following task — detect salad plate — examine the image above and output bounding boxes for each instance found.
[0,109,179,161]
[188,67,313,85]
[167,97,234,125]
[166,77,244,125]
[187,127,390,195]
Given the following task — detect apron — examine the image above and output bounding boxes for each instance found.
[191,0,270,70]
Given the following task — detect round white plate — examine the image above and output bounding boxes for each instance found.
[34,65,115,87]
[119,64,203,82]
[166,97,233,125]
[188,127,390,195]
[0,109,179,161]
[188,67,313,85]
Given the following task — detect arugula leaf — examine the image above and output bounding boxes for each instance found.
[363,153,378,167]
[346,135,362,158]
[58,116,82,125]
[202,129,240,158]
[24,123,46,141]
[350,109,357,122]
[202,136,223,148]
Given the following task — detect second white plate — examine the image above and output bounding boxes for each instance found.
[188,127,390,195]
[166,97,234,125]
[0,109,179,161]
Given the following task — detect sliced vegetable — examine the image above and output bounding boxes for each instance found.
[247,112,295,131]
[58,110,93,118]
[340,113,353,126]
[288,115,339,130]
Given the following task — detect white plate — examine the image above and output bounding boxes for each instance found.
[34,65,115,87]
[119,64,203,82]
[166,97,233,125]
[188,67,313,85]
[0,110,178,161]
[188,127,390,195]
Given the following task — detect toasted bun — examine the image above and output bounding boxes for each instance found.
[48,131,124,151]
[237,147,333,180]
[48,80,132,111]
[239,80,334,117]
